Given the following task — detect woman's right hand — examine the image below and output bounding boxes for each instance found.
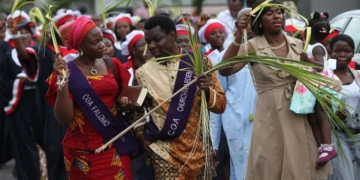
[7,18,18,35]
[53,53,68,75]
[237,13,251,30]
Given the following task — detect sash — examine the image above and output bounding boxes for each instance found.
[144,51,197,141]
[67,61,137,155]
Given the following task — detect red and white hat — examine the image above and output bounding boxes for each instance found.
[101,28,117,44]
[113,13,134,28]
[53,9,74,28]
[7,10,30,23]
[120,30,144,57]
[104,17,115,28]
[173,14,195,25]
[284,18,306,33]
[176,24,194,37]
[198,19,228,44]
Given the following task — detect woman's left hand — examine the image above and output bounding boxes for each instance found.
[119,96,134,112]
[197,74,210,93]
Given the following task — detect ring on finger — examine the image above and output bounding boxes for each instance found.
[200,83,204,86]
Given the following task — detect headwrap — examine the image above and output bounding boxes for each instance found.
[114,13,134,27]
[7,10,30,23]
[120,30,144,57]
[53,10,74,28]
[176,24,194,37]
[173,14,195,25]
[101,28,117,44]
[198,19,227,43]
[65,16,97,50]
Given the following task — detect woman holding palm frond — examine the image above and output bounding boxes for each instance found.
[48,16,137,179]
[220,0,332,179]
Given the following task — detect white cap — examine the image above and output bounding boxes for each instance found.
[7,10,30,22]
[53,10,74,28]
[198,19,228,44]
[120,30,144,57]
[113,13,134,27]
[176,24,195,36]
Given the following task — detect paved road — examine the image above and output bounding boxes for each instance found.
[0,159,16,180]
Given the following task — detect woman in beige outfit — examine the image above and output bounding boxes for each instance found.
[220,0,333,179]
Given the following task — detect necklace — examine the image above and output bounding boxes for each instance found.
[77,59,100,75]
[269,41,286,50]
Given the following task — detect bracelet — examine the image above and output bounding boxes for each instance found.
[11,32,21,39]
[232,40,241,47]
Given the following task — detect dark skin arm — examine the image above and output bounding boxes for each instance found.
[300,46,325,71]
[219,14,252,76]
[53,54,74,126]
[7,18,31,61]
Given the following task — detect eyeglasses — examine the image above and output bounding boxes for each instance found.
[20,33,32,38]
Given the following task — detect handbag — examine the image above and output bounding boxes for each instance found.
[290,68,341,114]
[103,57,154,180]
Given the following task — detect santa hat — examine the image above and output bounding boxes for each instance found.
[120,30,144,57]
[101,28,117,44]
[113,13,134,27]
[73,10,81,19]
[173,14,195,25]
[285,18,306,33]
[176,24,194,37]
[53,10,74,28]
[7,10,30,23]
[198,19,227,44]
[323,27,342,42]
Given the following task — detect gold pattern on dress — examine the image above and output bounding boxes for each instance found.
[69,108,85,133]
[111,151,122,167]
[114,169,125,180]
[64,157,72,172]
[73,156,91,175]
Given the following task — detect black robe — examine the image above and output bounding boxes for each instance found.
[0,48,42,179]
[0,40,13,165]
[21,45,70,180]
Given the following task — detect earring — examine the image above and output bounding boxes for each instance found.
[260,24,262,28]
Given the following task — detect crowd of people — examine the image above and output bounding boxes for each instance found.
[0,0,359,179]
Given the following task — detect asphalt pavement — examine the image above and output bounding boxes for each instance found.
[0,159,16,180]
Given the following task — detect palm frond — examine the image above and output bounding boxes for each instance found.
[143,0,163,17]
[29,7,45,25]
[39,4,67,80]
[98,0,107,28]
[11,0,23,14]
